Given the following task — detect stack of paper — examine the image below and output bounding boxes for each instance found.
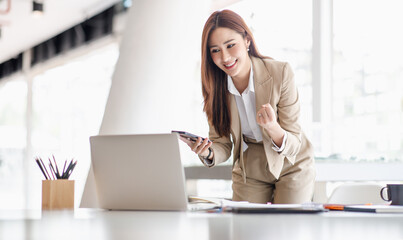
[220,200,326,213]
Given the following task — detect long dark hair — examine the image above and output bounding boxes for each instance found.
[201,9,269,137]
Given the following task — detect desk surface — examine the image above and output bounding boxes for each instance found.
[1,209,403,240]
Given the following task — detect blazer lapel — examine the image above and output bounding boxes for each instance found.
[252,57,273,140]
[230,90,246,181]
[230,94,240,150]
[251,57,285,179]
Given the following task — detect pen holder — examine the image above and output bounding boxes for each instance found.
[42,180,74,210]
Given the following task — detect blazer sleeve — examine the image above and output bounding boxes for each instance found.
[276,63,302,161]
[198,121,233,168]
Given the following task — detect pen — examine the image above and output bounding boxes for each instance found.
[35,158,48,180]
[62,160,67,177]
[49,163,57,180]
[39,158,51,180]
[67,161,77,179]
[48,159,58,179]
[65,160,77,179]
[323,204,344,211]
[52,155,61,179]
[62,160,70,179]
[62,159,74,179]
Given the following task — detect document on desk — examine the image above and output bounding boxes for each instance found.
[343,205,403,213]
[221,200,326,213]
[188,196,222,205]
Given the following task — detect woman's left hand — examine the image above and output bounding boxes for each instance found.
[257,103,285,146]
[256,103,278,131]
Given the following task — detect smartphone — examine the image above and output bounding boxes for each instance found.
[171,130,211,143]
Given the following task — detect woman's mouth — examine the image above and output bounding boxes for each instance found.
[224,60,237,69]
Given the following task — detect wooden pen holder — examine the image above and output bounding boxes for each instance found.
[42,180,74,210]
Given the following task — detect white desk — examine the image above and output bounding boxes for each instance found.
[1,209,403,240]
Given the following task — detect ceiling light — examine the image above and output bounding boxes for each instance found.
[32,0,44,16]
[0,0,12,15]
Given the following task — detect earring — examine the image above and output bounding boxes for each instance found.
[247,48,250,51]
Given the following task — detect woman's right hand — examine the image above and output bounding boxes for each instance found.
[179,136,213,159]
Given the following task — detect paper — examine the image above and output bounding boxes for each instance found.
[220,200,325,213]
[188,196,222,205]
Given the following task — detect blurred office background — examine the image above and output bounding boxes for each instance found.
[0,0,402,209]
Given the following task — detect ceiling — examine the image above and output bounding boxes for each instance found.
[0,0,242,64]
[0,0,120,63]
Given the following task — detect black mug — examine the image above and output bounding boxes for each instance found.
[380,184,403,205]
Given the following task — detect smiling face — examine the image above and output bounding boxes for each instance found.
[208,27,251,82]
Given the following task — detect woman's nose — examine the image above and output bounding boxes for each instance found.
[221,50,230,62]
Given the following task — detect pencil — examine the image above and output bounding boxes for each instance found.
[39,158,51,180]
[49,163,56,180]
[48,159,56,179]
[35,158,48,180]
[52,155,60,179]
[63,159,74,179]
[66,161,77,179]
[62,160,67,179]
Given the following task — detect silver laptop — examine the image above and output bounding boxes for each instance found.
[90,133,210,211]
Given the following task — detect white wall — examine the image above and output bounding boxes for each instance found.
[100,0,210,135]
[81,0,211,207]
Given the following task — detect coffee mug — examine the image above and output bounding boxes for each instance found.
[380,184,403,205]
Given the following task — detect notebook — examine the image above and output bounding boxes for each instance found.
[343,205,403,213]
[89,133,217,211]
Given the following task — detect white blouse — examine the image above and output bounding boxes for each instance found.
[227,62,287,152]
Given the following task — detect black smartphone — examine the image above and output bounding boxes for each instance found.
[171,130,211,143]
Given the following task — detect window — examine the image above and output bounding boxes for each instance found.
[0,76,26,209]
[330,0,403,162]
[0,42,118,209]
[1,1,402,207]
[27,43,118,208]
[229,0,313,127]
[192,0,313,197]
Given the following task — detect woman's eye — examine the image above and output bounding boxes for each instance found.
[228,44,235,48]
[211,49,220,53]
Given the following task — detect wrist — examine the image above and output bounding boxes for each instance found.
[201,148,212,160]
[265,122,281,135]
[270,127,285,146]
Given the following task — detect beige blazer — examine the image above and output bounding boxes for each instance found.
[202,56,314,180]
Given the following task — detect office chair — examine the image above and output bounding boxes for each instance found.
[327,182,387,205]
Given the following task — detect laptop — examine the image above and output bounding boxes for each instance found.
[89,133,217,211]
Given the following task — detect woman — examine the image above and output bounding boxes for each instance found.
[181,9,315,204]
